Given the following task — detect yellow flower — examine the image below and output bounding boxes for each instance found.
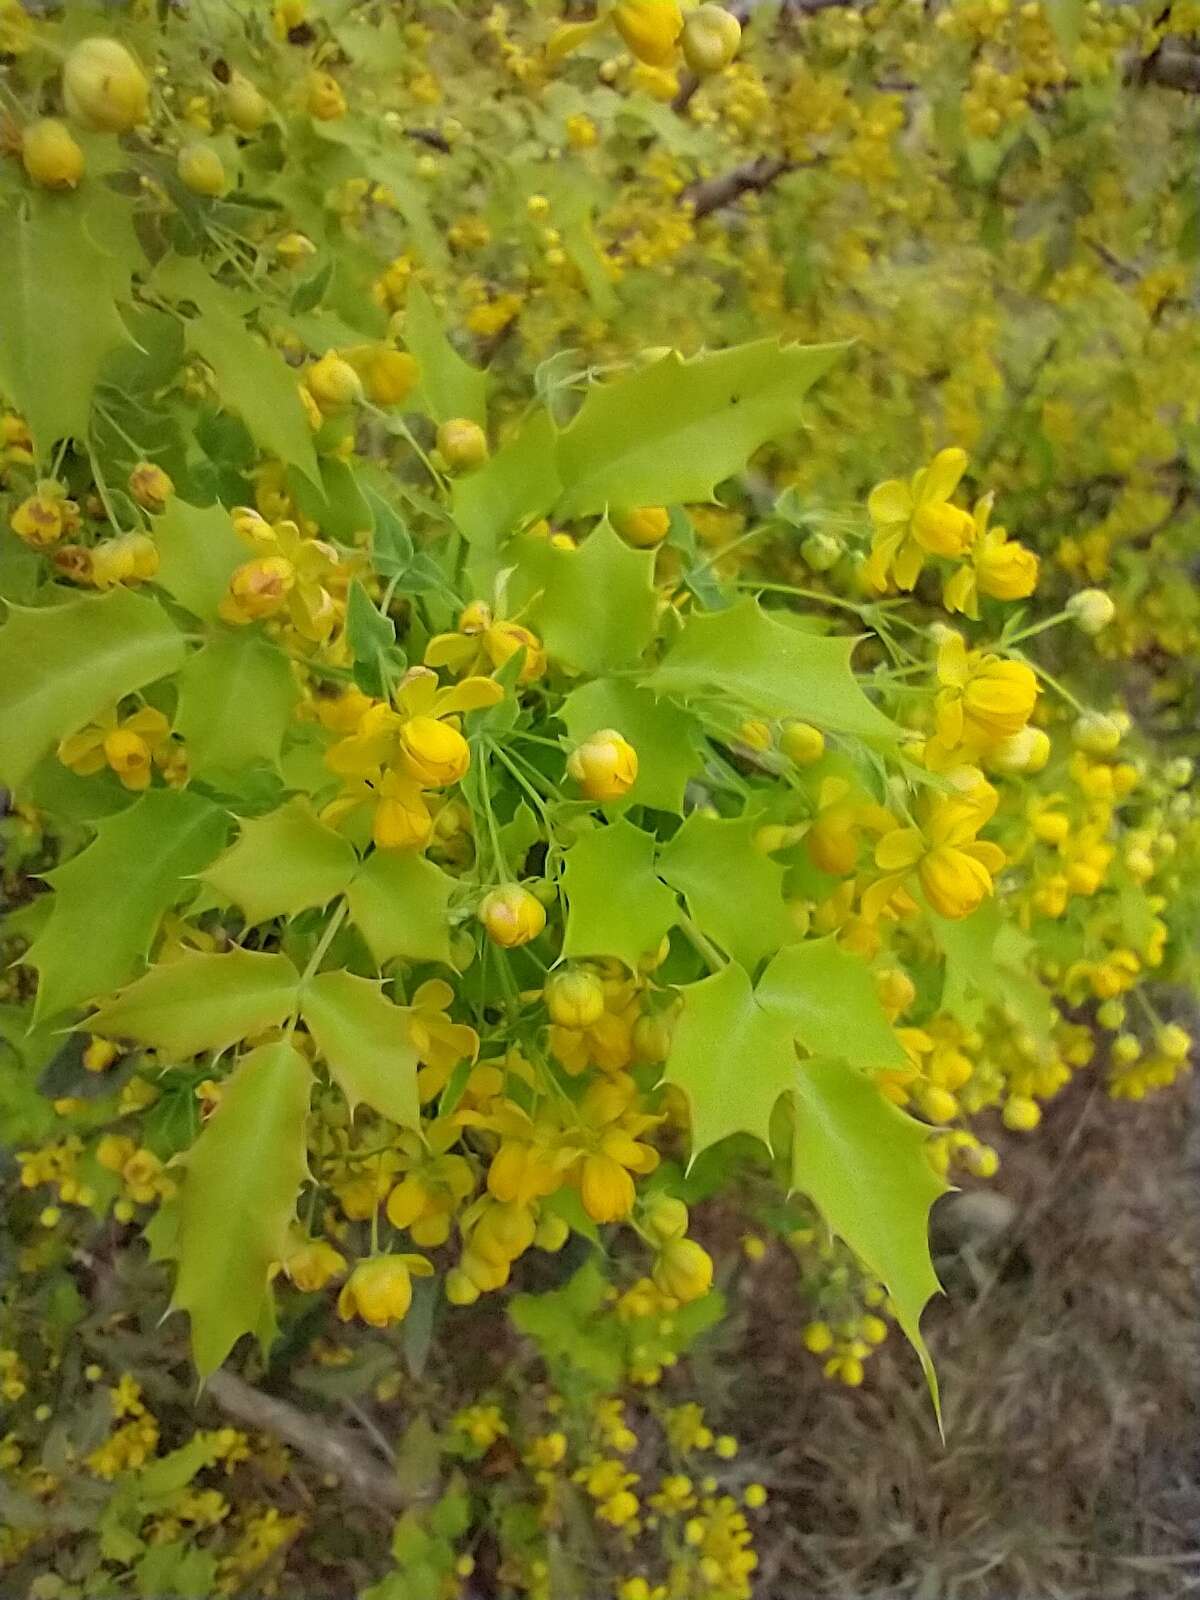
[479,885,546,948]
[681,4,742,74]
[307,71,346,121]
[307,350,362,412]
[865,785,1006,921]
[371,769,434,851]
[22,119,85,189]
[62,37,149,132]
[613,0,684,67]
[220,555,297,624]
[653,1238,713,1302]
[933,633,1038,752]
[614,505,670,547]
[127,462,174,513]
[805,777,894,876]
[567,729,639,802]
[425,607,547,683]
[177,141,227,197]
[58,706,177,791]
[408,979,480,1084]
[436,418,489,471]
[10,481,79,549]
[943,493,1039,618]
[336,1255,432,1327]
[399,716,470,787]
[284,1240,347,1292]
[865,448,975,592]
[545,967,606,1029]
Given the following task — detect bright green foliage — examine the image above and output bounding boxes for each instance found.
[452,410,560,576]
[663,961,801,1161]
[659,813,794,970]
[560,678,699,812]
[0,590,184,790]
[402,283,489,425]
[534,519,658,673]
[87,949,301,1058]
[758,938,908,1070]
[25,790,228,1020]
[153,499,245,621]
[933,905,1055,1041]
[553,341,845,518]
[651,598,899,739]
[561,820,678,969]
[791,1058,947,1404]
[203,799,357,925]
[173,631,298,781]
[0,194,132,457]
[300,969,421,1129]
[346,849,455,968]
[166,1040,313,1374]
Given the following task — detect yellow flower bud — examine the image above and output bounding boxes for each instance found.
[178,141,227,197]
[104,729,154,790]
[225,72,270,134]
[91,534,159,588]
[63,38,150,132]
[614,505,670,547]
[567,728,639,802]
[681,3,742,74]
[127,461,174,513]
[737,718,772,752]
[365,348,420,407]
[337,1256,422,1327]
[801,530,841,571]
[285,1240,347,1292]
[22,119,85,190]
[10,488,66,549]
[485,620,546,682]
[276,232,317,266]
[373,787,433,851]
[1072,711,1121,755]
[459,599,493,635]
[780,720,825,765]
[220,556,296,622]
[307,70,346,121]
[744,1483,768,1509]
[803,1320,833,1354]
[1156,1024,1190,1062]
[632,1011,673,1063]
[479,885,546,948]
[545,967,606,1028]
[83,1037,120,1073]
[645,1195,689,1242]
[988,725,1050,774]
[445,1267,481,1305]
[307,350,363,412]
[1066,588,1115,635]
[437,417,489,471]
[613,0,684,66]
[399,716,471,787]
[534,1213,570,1252]
[1001,1094,1041,1132]
[651,1238,713,1303]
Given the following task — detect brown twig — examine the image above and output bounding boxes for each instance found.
[685,154,793,218]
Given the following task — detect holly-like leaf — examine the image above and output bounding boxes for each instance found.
[560,679,700,813]
[0,590,185,793]
[24,790,228,1021]
[535,521,657,674]
[0,193,134,458]
[87,949,301,1058]
[649,598,899,741]
[167,1041,312,1374]
[552,339,845,520]
[300,970,420,1128]
[663,961,800,1161]
[758,938,907,1069]
[453,409,561,582]
[658,813,794,971]
[346,850,455,968]
[401,281,489,425]
[153,499,244,622]
[174,631,298,783]
[791,1057,945,1406]
[202,799,357,925]
[561,821,678,971]
[931,903,1054,1040]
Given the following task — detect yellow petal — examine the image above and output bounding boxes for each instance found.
[874,827,924,871]
[434,675,505,715]
[866,478,913,526]
[919,447,968,506]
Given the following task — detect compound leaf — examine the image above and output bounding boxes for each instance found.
[203,799,357,925]
[301,969,420,1128]
[658,812,794,971]
[561,821,678,971]
[758,938,907,1069]
[174,630,298,783]
[535,520,657,674]
[88,948,301,1058]
[346,849,455,968]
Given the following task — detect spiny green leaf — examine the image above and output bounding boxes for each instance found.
[453,408,561,584]
[791,1058,945,1410]
[401,281,489,425]
[174,630,298,783]
[931,903,1054,1039]
[758,938,907,1069]
[300,969,420,1128]
[25,790,228,1021]
[0,192,135,458]
[535,521,657,675]
[202,799,358,925]
[552,339,845,520]
[87,949,301,1058]
[168,1041,312,1375]
[663,961,799,1162]
[0,590,185,793]
[346,850,455,968]
[153,499,244,621]
[649,597,899,741]
[562,821,678,971]
[560,679,700,814]
[658,813,794,971]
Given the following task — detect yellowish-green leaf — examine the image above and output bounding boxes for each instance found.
[300,969,420,1128]
[553,339,845,519]
[0,590,185,793]
[535,521,657,674]
[88,949,301,1058]
[560,678,700,814]
[649,597,899,741]
[174,631,298,782]
[562,821,678,971]
[346,850,454,968]
[658,813,794,971]
[168,1041,312,1374]
[792,1058,945,1410]
[758,937,907,1069]
[453,409,561,583]
[202,799,357,926]
[25,790,228,1021]
[401,281,489,426]
[153,500,245,622]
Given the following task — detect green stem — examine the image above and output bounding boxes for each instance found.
[488,739,552,818]
[678,914,725,973]
[300,897,350,986]
[1003,610,1069,648]
[1025,659,1086,716]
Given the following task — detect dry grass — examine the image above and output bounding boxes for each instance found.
[716,1076,1200,1600]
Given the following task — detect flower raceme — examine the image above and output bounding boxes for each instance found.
[865,780,1007,921]
[865,447,975,592]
